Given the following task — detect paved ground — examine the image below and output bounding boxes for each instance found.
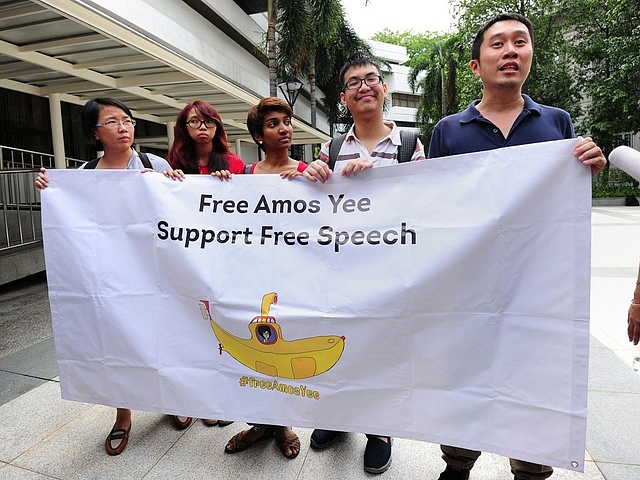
[1,206,639,479]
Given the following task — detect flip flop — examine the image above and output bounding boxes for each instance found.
[275,427,301,459]
[105,422,131,456]
[224,425,274,454]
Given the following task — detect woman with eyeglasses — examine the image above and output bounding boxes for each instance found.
[35,97,186,456]
[165,100,243,429]
[167,100,245,179]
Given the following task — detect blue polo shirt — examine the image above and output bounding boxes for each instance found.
[428,94,575,158]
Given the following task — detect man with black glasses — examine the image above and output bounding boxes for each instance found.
[302,51,425,475]
[303,51,425,182]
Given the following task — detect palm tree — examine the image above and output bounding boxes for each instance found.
[408,33,463,143]
[267,0,278,97]
[263,0,372,133]
[276,0,343,128]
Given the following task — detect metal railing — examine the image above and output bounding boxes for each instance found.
[0,169,41,252]
[0,145,84,253]
[0,144,84,170]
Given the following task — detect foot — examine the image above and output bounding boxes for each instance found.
[438,465,471,480]
[310,429,341,449]
[173,416,193,430]
[203,419,234,427]
[105,409,131,456]
[224,425,274,454]
[364,435,392,474]
[274,426,300,459]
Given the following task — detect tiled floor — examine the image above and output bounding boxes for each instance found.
[1,207,639,479]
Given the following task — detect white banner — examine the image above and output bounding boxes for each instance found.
[42,139,591,470]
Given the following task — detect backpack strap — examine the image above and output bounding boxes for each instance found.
[138,151,153,169]
[83,150,153,169]
[83,158,100,169]
[327,134,347,171]
[398,130,419,163]
[244,162,255,174]
[328,131,417,170]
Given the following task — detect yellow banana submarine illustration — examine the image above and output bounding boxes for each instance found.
[199,292,345,379]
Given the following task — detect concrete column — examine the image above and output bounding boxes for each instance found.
[167,122,175,149]
[235,138,242,157]
[49,94,66,169]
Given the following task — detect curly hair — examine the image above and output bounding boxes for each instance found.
[168,100,232,173]
[246,97,292,153]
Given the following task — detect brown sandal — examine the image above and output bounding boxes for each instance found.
[275,427,300,459]
[224,425,274,454]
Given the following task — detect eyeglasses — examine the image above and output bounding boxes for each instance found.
[95,119,136,129]
[186,119,217,129]
[344,74,383,91]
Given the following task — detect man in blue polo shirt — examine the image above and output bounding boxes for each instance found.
[428,13,605,177]
[429,12,606,480]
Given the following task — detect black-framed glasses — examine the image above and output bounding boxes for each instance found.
[344,74,382,91]
[95,119,136,129]
[186,119,217,129]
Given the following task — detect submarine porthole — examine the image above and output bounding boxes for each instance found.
[256,325,278,344]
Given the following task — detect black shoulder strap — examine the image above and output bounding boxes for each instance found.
[84,158,99,169]
[398,130,419,163]
[83,151,153,169]
[328,134,347,171]
[138,151,153,169]
[328,131,417,170]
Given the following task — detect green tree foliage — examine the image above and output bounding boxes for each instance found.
[259,0,370,133]
[372,28,438,69]
[277,0,342,127]
[452,0,582,119]
[372,29,470,144]
[374,1,586,143]
[275,0,371,132]
[316,19,375,134]
[560,0,640,155]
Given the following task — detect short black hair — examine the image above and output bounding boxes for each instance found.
[471,13,534,61]
[338,52,383,91]
[82,97,134,151]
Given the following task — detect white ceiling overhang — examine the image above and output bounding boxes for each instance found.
[0,0,329,149]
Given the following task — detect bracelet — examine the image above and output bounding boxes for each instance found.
[632,302,640,307]
[637,280,640,285]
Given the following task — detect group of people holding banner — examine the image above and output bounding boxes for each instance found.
[37,12,613,480]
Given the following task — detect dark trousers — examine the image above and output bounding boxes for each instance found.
[441,445,553,480]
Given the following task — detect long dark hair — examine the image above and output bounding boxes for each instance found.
[168,100,232,173]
